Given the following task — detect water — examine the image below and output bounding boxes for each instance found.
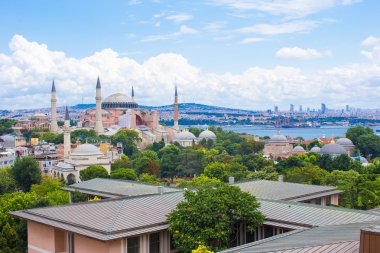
[222,126,356,140]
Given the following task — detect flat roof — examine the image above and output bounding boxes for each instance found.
[62,178,181,198]
[10,191,380,241]
[235,180,341,201]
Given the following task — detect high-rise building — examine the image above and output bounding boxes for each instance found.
[290,104,294,113]
[299,105,303,113]
[274,106,278,113]
[346,105,349,112]
[321,103,326,114]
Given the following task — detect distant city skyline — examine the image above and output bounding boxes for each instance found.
[0,0,380,110]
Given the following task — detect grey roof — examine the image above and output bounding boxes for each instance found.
[11,191,380,241]
[269,134,288,142]
[336,137,354,146]
[310,146,321,153]
[96,76,101,89]
[235,180,340,201]
[220,220,379,253]
[63,178,181,198]
[320,143,347,155]
[51,80,56,92]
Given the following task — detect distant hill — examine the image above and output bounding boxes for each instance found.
[71,103,255,114]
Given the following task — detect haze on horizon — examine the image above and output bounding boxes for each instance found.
[0,0,379,110]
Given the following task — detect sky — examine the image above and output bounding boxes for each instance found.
[0,0,379,110]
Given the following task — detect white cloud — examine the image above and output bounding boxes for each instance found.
[141,25,198,42]
[166,14,193,22]
[239,37,266,44]
[276,47,332,59]
[0,35,380,110]
[210,0,359,18]
[361,36,380,64]
[236,20,319,35]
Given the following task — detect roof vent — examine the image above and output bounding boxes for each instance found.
[228,177,235,184]
[278,175,284,182]
[360,226,380,253]
[157,186,165,195]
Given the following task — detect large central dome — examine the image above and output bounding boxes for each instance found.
[102,93,138,109]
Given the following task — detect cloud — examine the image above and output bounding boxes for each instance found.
[361,36,380,64]
[276,47,332,59]
[0,35,380,110]
[166,14,193,22]
[141,25,198,42]
[239,37,266,44]
[236,20,319,35]
[210,0,359,18]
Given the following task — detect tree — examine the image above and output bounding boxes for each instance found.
[71,129,97,143]
[346,126,373,146]
[177,148,206,177]
[204,162,227,181]
[111,155,130,172]
[225,162,248,181]
[331,154,352,171]
[79,165,109,181]
[110,169,137,180]
[167,184,264,252]
[138,173,162,185]
[357,134,380,158]
[40,132,63,144]
[0,119,17,136]
[284,165,329,185]
[159,145,181,179]
[237,140,264,155]
[10,157,41,192]
[133,150,160,175]
[111,129,141,157]
[0,168,16,195]
[323,170,360,187]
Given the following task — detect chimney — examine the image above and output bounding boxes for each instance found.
[278,175,284,182]
[157,186,165,195]
[228,177,235,184]
[360,226,380,253]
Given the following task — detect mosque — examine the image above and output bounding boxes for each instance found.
[49,78,180,148]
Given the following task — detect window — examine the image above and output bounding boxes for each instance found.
[149,233,160,253]
[127,237,140,253]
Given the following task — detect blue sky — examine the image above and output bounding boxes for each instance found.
[0,0,380,110]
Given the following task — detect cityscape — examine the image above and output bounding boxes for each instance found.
[1,1,380,253]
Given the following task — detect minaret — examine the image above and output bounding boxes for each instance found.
[131,86,135,101]
[95,77,104,134]
[64,106,71,159]
[173,85,179,130]
[50,80,58,133]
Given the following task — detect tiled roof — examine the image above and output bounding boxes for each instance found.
[63,178,181,198]
[11,191,380,241]
[235,180,341,201]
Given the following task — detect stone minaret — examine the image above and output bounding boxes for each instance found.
[131,86,135,101]
[95,77,104,134]
[50,80,58,133]
[173,85,179,130]
[64,106,71,159]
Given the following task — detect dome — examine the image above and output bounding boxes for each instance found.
[336,137,354,146]
[309,146,321,153]
[319,143,347,156]
[102,93,138,109]
[32,113,48,119]
[71,144,103,156]
[198,129,217,140]
[175,130,197,141]
[293,145,305,152]
[269,134,288,142]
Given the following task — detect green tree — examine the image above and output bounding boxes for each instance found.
[204,162,227,181]
[0,119,17,136]
[237,140,264,155]
[179,175,223,188]
[40,132,63,144]
[357,134,380,158]
[284,165,329,185]
[0,168,16,195]
[177,148,207,177]
[10,157,41,192]
[71,129,97,143]
[138,173,162,185]
[111,155,130,172]
[167,184,264,252]
[111,129,141,157]
[346,126,373,146]
[323,170,360,186]
[159,145,181,180]
[110,168,137,180]
[225,162,248,181]
[133,150,160,175]
[331,154,352,171]
[79,165,109,181]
